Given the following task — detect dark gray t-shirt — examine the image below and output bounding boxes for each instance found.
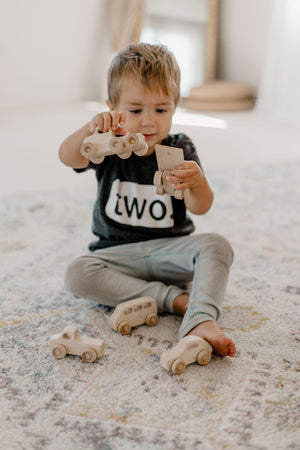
[76,133,203,250]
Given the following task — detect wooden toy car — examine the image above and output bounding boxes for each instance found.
[49,325,105,362]
[160,335,213,374]
[80,129,148,164]
[153,144,185,200]
[109,297,158,335]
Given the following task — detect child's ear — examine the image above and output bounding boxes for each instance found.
[106,99,113,111]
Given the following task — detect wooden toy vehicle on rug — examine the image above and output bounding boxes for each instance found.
[109,297,158,335]
[80,129,148,164]
[153,144,185,200]
[160,335,213,374]
[49,325,105,362]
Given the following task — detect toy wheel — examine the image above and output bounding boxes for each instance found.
[81,142,96,157]
[172,359,186,375]
[82,348,97,363]
[153,171,162,187]
[118,321,131,335]
[134,145,148,156]
[174,190,184,200]
[90,156,104,164]
[118,151,132,159]
[197,350,211,366]
[109,137,123,153]
[125,133,139,149]
[146,313,158,327]
[52,344,67,359]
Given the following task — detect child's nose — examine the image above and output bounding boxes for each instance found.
[141,112,155,127]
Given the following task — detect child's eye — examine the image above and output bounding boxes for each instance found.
[130,109,142,114]
[157,109,167,114]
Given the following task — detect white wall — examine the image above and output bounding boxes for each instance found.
[141,0,209,96]
[0,0,110,110]
[0,0,273,110]
[218,0,273,91]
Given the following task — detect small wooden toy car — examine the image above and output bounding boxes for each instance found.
[153,144,185,200]
[160,335,213,374]
[109,297,158,335]
[80,129,148,164]
[49,325,105,362]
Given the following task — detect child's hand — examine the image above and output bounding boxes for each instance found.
[167,161,213,214]
[166,161,204,192]
[89,111,128,135]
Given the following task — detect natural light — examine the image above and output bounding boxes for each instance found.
[174,109,227,129]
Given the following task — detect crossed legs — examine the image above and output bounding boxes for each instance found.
[65,233,236,356]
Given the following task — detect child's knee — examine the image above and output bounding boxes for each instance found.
[210,233,234,265]
[65,257,84,294]
[193,233,234,265]
[64,256,100,295]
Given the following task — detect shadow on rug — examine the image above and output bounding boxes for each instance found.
[1,160,299,449]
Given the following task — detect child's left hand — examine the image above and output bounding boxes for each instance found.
[166,161,204,192]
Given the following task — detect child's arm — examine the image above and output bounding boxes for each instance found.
[58,111,127,169]
[166,161,214,215]
[59,122,91,168]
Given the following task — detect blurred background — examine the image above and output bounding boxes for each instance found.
[0,0,273,108]
[0,0,299,195]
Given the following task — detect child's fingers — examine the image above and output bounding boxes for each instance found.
[171,163,203,184]
[171,168,198,181]
[170,181,190,191]
[115,126,129,136]
[167,162,204,190]
[111,113,129,135]
[120,111,127,127]
[102,112,113,132]
[172,161,200,176]
[91,112,114,133]
[111,111,122,130]
[89,119,98,134]
[89,113,105,133]
[90,111,128,134]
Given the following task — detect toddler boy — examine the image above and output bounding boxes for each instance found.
[59,42,236,357]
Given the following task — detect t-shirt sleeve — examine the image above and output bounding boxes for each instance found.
[73,160,97,173]
[175,133,204,172]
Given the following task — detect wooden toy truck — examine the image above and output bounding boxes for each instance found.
[160,335,213,374]
[153,144,185,200]
[49,326,105,362]
[109,297,158,335]
[80,129,148,164]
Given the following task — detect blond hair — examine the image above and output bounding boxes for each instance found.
[107,42,181,108]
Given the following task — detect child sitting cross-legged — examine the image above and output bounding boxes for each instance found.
[59,42,236,358]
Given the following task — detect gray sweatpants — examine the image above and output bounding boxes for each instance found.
[65,233,234,339]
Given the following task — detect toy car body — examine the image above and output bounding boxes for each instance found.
[109,297,158,335]
[49,325,105,362]
[153,144,185,199]
[160,335,213,374]
[80,129,148,164]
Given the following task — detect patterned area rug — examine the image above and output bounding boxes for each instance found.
[1,159,299,449]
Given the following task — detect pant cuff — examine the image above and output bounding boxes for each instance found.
[178,313,215,340]
[164,286,187,314]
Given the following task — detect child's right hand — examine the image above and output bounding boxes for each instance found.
[89,111,128,135]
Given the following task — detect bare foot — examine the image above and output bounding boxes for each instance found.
[173,294,189,316]
[187,321,236,357]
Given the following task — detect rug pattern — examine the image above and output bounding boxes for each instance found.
[1,160,300,449]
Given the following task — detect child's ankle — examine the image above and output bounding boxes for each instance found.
[173,294,189,316]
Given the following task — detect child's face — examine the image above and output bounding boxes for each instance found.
[111,76,176,154]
